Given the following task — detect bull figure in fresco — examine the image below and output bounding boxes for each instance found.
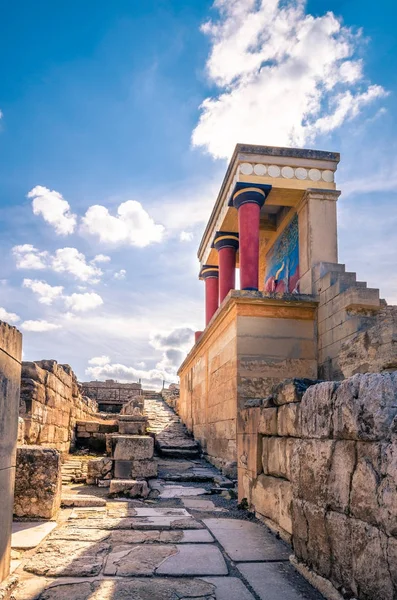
[264,215,300,294]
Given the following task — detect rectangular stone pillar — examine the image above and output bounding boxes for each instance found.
[0,322,22,583]
[297,189,340,294]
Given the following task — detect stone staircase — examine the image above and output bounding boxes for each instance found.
[61,455,89,485]
[144,395,200,459]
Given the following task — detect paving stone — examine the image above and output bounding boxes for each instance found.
[25,578,218,599]
[156,544,228,575]
[237,562,324,600]
[11,521,57,549]
[61,496,106,508]
[159,485,208,498]
[182,498,220,510]
[23,540,110,577]
[48,527,111,542]
[204,519,290,562]
[104,544,179,575]
[204,577,255,599]
[63,515,204,530]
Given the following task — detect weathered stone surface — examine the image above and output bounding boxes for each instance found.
[339,306,397,378]
[112,435,154,460]
[277,403,301,437]
[350,442,381,527]
[104,544,178,575]
[300,382,338,439]
[273,378,319,406]
[351,518,395,600]
[156,544,228,575]
[251,474,292,534]
[325,511,353,593]
[14,446,62,519]
[291,440,334,507]
[30,578,218,600]
[203,519,290,562]
[118,415,147,435]
[86,457,113,485]
[119,396,145,415]
[108,479,149,498]
[327,440,356,513]
[264,437,296,480]
[23,540,110,576]
[333,372,397,441]
[257,407,278,435]
[114,459,158,479]
[237,561,324,600]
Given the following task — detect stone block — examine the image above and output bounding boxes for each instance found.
[118,415,147,435]
[251,473,292,534]
[325,511,353,593]
[114,459,157,479]
[109,479,149,498]
[112,435,154,460]
[327,440,356,513]
[257,407,277,435]
[273,378,319,406]
[265,437,296,480]
[333,372,397,441]
[14,446,62,519]
[237,433,262,476]
[350,441,381,527]
[351,518,394,600]
[86,457,113,485]
[300,381,338,439]
[277,402,301,437]
[292,439,334,507]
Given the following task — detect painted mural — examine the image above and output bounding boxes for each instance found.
[264,214,299,293]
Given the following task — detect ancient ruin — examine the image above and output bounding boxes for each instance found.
[0,143,396,600]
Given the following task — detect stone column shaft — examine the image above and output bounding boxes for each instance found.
[213,232,239,303]
[199,265,219,326]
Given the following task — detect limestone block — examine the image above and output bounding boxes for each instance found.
[292,439,334,507]
[21,361,46,385]
[85,422,100,433]
[118,415,147,435]
[304,502,331,578]
[257,407,277,435]
[265,437,297,480]
[109,479,149,498]
[333,372,397,441]
[350,441,381,527]
[277,403,301,437]
[327,440,356,513]
[251,473,292,534]
[273,378,319,406]
[300,381,338,439]
[380,440,397,536]
[87,457,113,485]
[112,435,154,461]
[325,511,354,594]
[237,433,262,476]
[14,446,62,519]
[351,518,394,600]
[114,459,158,479]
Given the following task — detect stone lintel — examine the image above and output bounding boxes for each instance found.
[178,291,318,375]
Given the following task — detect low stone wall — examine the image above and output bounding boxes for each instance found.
[20,360,101,453]
[76,420,118,452]
[238,373,397,600]
[14,446,62,520]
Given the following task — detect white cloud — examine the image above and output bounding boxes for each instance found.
[85,362,169,387]
[192,0,387,159]
[81,200,165,247]
[114,269,126,280]
[88,355,110,366]
[23,279,64,305]
[0,307,20,324]
[180,231,194,242]
[21,320,61,332]
[13,245,49,270]
[28,185,77,235]
[52,248,103,283]
[92,254,111,264]
[64,292,103,312]
[13,244,102,283]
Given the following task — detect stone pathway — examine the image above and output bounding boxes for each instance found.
[12,455,324,600]
[144,395,200,458]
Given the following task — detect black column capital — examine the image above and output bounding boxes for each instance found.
[229,182,272,209]
[212,231,239,252]
[199,264,219,280]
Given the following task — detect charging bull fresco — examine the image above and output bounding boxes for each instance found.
[264,214,299,293]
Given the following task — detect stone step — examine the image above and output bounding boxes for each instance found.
[61,495,107,508]
[158,448,200,459]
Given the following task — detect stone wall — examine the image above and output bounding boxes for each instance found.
[314,262,382,380]
[0,321,22,584]
[239,373,397,600]
[20,360,100,454]
[80,379,142,413]
[76,420,118,452]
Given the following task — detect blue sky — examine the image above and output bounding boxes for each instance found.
[0,0,396,387]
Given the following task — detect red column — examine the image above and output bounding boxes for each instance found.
[213,232,239,303]
[233,185,269,290]
[199,265,219,326]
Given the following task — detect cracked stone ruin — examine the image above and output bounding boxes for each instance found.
[1,143,397,600]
